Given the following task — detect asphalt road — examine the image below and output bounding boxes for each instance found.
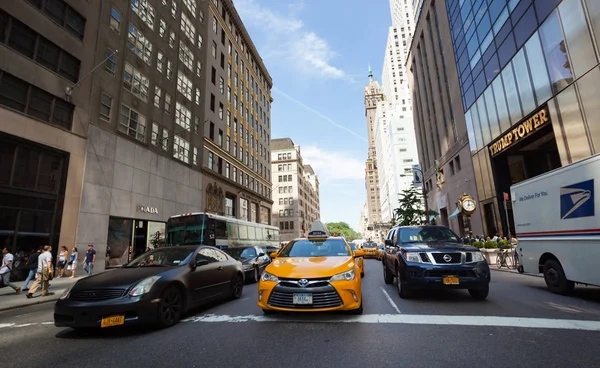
[2,259,600,368]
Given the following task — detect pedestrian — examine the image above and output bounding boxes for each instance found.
[82,244,96,276]
[25,245,53,298]
[56,246,69,278]
[22,247,43,291]
[67,247,78,278]
[1,248,21,294]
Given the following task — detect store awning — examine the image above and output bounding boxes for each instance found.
[448,207,460,220]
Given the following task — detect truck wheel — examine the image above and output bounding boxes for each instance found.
[468,286,489,300]
[543,259,574,295]
[383,261,394,284]
[396,269,413,299]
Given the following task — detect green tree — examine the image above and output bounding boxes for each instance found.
[325,222,361,241]
[393,185,438,226]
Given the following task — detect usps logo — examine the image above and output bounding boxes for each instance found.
[560,179,595,220]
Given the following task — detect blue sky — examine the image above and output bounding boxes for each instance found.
[234,0,391,231]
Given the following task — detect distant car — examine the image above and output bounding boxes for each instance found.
[382,225,490,300]
[362,242,378,258]
[223,246,270,283]
[54,246,244,330]
[348,242,365,278]
[376,244,384,260]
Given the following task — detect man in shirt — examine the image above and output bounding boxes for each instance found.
[23,247,42,291]
[83,244,96,276]
[25,245,53,298]
[1,248,21,294]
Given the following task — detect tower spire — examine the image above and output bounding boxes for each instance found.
[368,64,373,80]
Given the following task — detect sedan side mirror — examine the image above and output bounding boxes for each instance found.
[353,250,365,258]
[269,252,278,259]
[385,239,393,246]
[258,252,266,257]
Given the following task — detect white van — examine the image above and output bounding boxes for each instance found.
[510,154,599,295]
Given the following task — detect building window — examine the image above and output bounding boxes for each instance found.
[193,146,198,165]
[169,30,175,48]
[153,85,161,107]
[167,60,174,79]
[289,221,294,230]
[159,19,167,38]
[123,62,149,101]
[219,103,224,120]
[218,129,223,146]
[171,0,177,18]
[180,12,195,43]
[131,0,155,30]
[179,41,194,71]
[212,41,217,59]
[211,67,216,84]
[26,0,86,40]
[127,23,152,65]
[225,162,230,178]
[110,8,121,33]
[232,167,237,182]
[240,198,248,221]
[157,51,165,73]
[164,93,171,113]
[99,93,112,121]
[175,102,191,130]
[118,104,146,142]
[250,203,257,222]
[208,151,214,170]
[196,60,202,77]
[225,195,234,216]
[219,77,225,94]
[151,123,159,145]
[173,135,190,163]
[176,72,193,100]
[209,122,215,140]
[161,128,169,151]
[210,94,215,111]
[212,16,217,33]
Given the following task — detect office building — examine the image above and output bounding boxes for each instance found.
[407,0,483,236]
[445,0,600,236]
[271,138,320,242]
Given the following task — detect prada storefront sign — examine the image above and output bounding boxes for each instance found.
[137,205,159,214]
[489,104,550,157]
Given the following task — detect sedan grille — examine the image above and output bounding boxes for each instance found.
[431,252,462,264]
[268,287,343,309]
[70,288,127,302]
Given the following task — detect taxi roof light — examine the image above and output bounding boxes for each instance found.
[307,220,329,240]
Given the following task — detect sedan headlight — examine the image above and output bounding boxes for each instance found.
[59,283,76,300]
[130,276,161,297]
[329,269,355,282]
[468,252,485,263]
[402,251,422,263]
[261,271,279,283]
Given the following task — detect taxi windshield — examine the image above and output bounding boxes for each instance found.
[348,242,356,250]
[279,238,350,257]
[364,243,377,248]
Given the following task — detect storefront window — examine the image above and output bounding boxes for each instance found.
[250,202,257,223]
[107,217,133,267]
[260,206,269,225]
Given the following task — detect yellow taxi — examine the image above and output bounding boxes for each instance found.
[258,221,365,315]
[362,242,378,258]
[376,244,385,260]
[348,242,364,278]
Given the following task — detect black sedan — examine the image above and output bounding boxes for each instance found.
[383,225,490,299]
[54,246,244,330]
[222,246,270,283]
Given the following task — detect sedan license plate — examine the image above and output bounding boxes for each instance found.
[443,276,460,285]
[292,293,313,305]
[101,315,125,328]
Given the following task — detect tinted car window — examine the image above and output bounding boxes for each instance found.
[196,248,219,263]
[399,227,459,243]
[279,238,350,257]
[126,248,195,267]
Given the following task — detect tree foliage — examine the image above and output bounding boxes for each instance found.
[393,185,438,226]
[326,222,361,241]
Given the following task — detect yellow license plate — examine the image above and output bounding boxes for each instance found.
[101,315,125,328]
[443,276,459,285]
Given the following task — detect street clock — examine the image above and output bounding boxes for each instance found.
[459,194,477,215]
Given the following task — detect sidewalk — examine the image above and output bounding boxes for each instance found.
[0,276,81,312]
[492,267,542,278]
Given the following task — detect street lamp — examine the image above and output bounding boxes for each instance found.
[400,167,430,224]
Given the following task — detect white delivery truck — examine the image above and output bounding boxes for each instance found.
[510,153,599,295]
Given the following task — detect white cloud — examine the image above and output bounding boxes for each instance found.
[300,146,365,182]
[234,0,347,80]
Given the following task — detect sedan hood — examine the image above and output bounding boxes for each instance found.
[71,267,171,291]
[403,242,479,252]
[267,257,354,278]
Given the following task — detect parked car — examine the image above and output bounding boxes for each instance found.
[223,246,271,283]
[54,246,244,330]
[382,225,490,299]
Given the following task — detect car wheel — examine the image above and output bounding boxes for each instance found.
[361,271,365,278]
[230,273,244,299]
[262,309,276,315]
[252,266,260,284]
[157,285,184,328]
[383,261,394,284]
[396,269,412,299]
[468,286,489,300]
[543,259,574,295]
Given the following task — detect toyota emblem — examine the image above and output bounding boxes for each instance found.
[298,278,309,287]
[443,254,452,262]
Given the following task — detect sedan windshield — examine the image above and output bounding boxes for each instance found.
[278,238,350,257]
[399,227,459,243]
[364,243,377,248]
[125,248,195,267]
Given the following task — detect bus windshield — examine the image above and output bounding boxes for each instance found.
[166,215,206,246]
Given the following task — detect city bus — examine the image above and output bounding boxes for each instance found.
[165,212,281,253]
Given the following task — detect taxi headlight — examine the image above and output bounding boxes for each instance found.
[329,269,355,282]
[261,271,279,283]
[469,252,485,263]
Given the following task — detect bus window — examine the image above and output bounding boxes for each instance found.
[247,226,256,240]
[256,228,264,242]
[239,225,248,240]
[215,220,227,238]
[226,222,234,240]
[231,223,239,240]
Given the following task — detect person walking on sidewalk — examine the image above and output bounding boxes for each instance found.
[67,247,78,278]
[82,244,96,276]
[22,247,42,291]
[1,248,21,294]
[25,245,53,298]
[55,246,69,278]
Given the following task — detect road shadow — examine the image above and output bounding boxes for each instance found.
[529,285,600,304]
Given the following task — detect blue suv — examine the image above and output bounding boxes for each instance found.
[382,225,490,300]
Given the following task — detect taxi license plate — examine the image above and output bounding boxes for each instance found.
[101,315,125,328]
[293,293,313,305]
[443,276,459,285]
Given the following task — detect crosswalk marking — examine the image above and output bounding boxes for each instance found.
[182,314,600,332]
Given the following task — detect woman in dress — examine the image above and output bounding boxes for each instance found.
[67,247,78,278]
[56,246,69,278]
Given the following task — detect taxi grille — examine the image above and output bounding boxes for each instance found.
[70,289,127,301]
[268,287,343,309]
[431,253,462,264]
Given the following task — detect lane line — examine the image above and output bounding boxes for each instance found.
[380,287,401,314]
[182,314,600,332]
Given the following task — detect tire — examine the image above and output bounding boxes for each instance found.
[252,267,260,284]
[497,255,503,269]
[506,255,514,269]
[230,272,244,299]
[543,259,575,295]
[383,261,394,285]
[468,286,489,300]
[262,309,276,315]
[157,285,184,328]
[361,271,365,278]
[396,268,412,299]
